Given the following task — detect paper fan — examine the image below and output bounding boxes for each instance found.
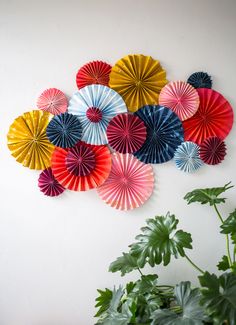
[37,88,68,115]
[187,72,212,89]
[51,142,111,191]
[68,85,127,145]
[76,61,112,89]
[7,110,54,170]
[46,112,82,148]
[109,54,167,112]
[200,136,227,165]
[107,113,147,153]
[97,153,154,210]
[174,141,203,173]
[183,88,234,145]
[159,81,199,121]
[134,105,184,164]
[38,168,65,196]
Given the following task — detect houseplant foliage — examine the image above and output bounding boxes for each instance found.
[95,183,236,324]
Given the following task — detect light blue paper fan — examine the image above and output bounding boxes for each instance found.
[174,141,203,173]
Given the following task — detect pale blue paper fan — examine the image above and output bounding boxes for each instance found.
[174,141,203,173]
[68,85,127,145]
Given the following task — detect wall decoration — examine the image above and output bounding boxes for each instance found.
[7,53,234,209]
[109,54,167,112]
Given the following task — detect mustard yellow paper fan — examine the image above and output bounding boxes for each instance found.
[109,54,168,112]
[7,110,54,170]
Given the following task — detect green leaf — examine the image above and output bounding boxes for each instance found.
[133,275,159,294]
[109,252,139,276]
[151,281,208,325]
[184,182,233,206]
[95,288,113,317]
[199,272,236,325]
[217,255,230,271]
[221,209,236,244]
[130,213,192,267]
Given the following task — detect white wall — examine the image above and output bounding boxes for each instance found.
[0,0,236,324]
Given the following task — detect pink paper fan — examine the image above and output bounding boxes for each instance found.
[37,88,68,115]
[107,113,147,153]
[97,153,154,210]
[38,167,65,196]
[159,81,199,121]
[200,136,227,165]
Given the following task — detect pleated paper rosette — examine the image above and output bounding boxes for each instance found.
[38,167,65,196]
[174,141,203,173]
[107,113,147,153]
[183,89,234,145]
[159,81,199,121]
[51,141,111,191]
[7,110,54,170]
[97,153,154,210]
[200,136,227,165]
[76,61,112,89]
[68,85,127,145]
[109,54,168,112]
[37,88,68,115]
[134,105,184,164]
[187,72,212,89]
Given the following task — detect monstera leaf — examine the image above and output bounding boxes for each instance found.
[109,252,139,276]
[184,182,233,206]
[199,272,236,325]
[221,209,236,244]
[151,281,208,325]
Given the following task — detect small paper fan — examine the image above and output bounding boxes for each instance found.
[51,142,111,191]
[200,136,227,165]
[76,61,112,89]
[174,141,203,173]
[187,72,212,89]
[37,88,68,115]
[134,105,184,164]
[159,81,199,121]
[97,153,154,210]
[68,85,127,145]
[7,110,54,170]
[38,168,65,196]
[183,88,234,145]
[109,54,168,112]
[107,113,147,153]
[46,112,82,148]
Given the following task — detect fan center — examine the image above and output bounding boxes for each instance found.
[86,107,102,123]
[66,144,96,176]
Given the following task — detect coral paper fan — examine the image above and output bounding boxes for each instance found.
[200,136,227,165]
[107,113,147,153]
[109,54,167,112]
[7,110,54,170]
[37,88,68,115]
[183,89,234,145]
[134,105,184,164]
[97,153,154,210]
[51,142,111,191]
[76,61,112,89]
[46,112,82,148]
[38,168,65,196]
[174,141,203,173]
[159,81,199,121]
[187,72,212,89]
[68,85,127,145]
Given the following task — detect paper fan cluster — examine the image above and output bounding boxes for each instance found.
[7,54,234,209]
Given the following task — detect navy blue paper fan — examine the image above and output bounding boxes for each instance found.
[46,112,82,148]
[134,105,184,164]
[187,72,212,89]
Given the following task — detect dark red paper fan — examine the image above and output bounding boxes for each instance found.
[183,88,234,145]
[51,141,111,191]
[200,136,227,165]
[76,61,112,89]
[107,113,147,153]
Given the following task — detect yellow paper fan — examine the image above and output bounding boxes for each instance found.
[109,54,168,112]
[7,110,54,170]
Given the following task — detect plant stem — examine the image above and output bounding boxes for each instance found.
[184,254,204,274]
[137,267,143,276]
[213,204,233,266]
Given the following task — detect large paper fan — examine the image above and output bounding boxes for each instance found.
[38,168,65,196]
[97,153,154,210]
[174,141,203,173]
[37,88,68,115]
[200,136,227,165]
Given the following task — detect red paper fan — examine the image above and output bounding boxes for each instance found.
[51,142,111,191]
[183,89,234,145]
[37,88,68,115]
[38,168,65,197]
[76,61,112,89]
[107,113,147,153]
[200,136,227,165]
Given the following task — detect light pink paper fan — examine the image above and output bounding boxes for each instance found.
[97,153,154,210]
[37,88,68,115]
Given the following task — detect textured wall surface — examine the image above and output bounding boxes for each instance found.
[0,0,236,324]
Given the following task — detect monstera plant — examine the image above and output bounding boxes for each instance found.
[95,183,236,325]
